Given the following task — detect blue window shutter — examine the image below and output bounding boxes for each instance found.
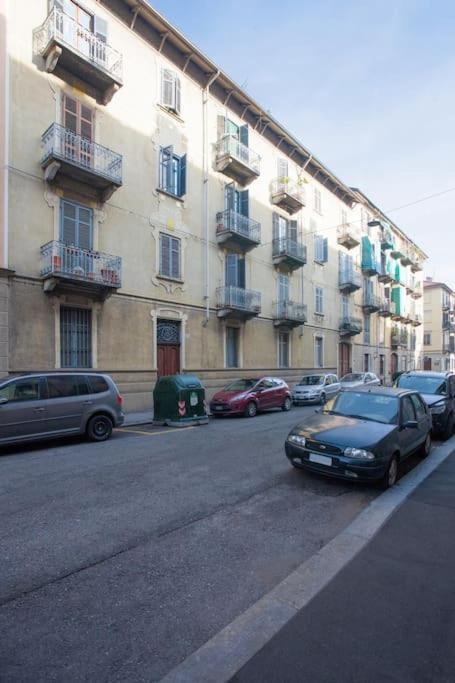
[323,237,328,263]
[240,190,249,218]
[179,154,186,197]
[171,237,180,278]
[238,256,246,288]
[225,183,235,211]
[239,124,249,147]
[160,234,170,276]
[225,254,236,286]
[289,220,298,242]
[272,213,280,240]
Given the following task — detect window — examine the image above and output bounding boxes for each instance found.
[225,184,249,217]
[315,336,324,368]
[278,274,289,303]
[0,377,42,403]
[364,353,370,372]
[314,188,322,214]
[279,331,290,368]
[225,254,245,288]
[60,306,92,368]
[277,157,288,179]
[161,68,181,114]
[364,315,371,345]
[60,200,93,249]
[88,375,109,393]
[159,233,181,280]
[62,94,93,141]
[159,146,187,198]
[47,375,90,398]
[379,317,385,345]
[315,286,324,315]
[424,333,431,346]
[410,393,426,419]
[314,235,328,264]
[401,395,416,423]
[226,327,239,368]
[341,208,348,225]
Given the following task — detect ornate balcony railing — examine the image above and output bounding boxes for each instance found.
[41,123,122,185]
[339,268,362,291]
[40,241,122,288]
[272,237,307,263]
[363,292,381,311]
[215,135,261,176]
[339,316,363,336]
[33,8,123,82]
[216,286,261,314]
[274,300,307,324]
[270,178,305,212]
[337,223,361,249]
[216,209,261,243]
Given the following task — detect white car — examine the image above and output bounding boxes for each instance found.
[292,374,340,405]
[340,372,381,390]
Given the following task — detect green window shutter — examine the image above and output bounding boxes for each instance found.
[362,235,372,270]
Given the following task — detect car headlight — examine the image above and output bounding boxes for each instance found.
[288,434,306,447]
[430,404,446,415]
[344,447,375,461]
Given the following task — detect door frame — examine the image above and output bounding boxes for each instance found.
[151,308,187,373]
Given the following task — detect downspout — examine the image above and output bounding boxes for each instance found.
[1,0,9,270]
[202,70,220,325]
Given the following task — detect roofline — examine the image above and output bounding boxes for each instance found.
[350,187,428,258]
[424,280,455,295]
[114,0,358,205]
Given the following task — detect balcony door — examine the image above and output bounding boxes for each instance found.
[225,254,245,289]
[62,94,93,168]
[60,200,93,276]
[277,274,289,317]
[55,0,93,57]
[225,184,249,235]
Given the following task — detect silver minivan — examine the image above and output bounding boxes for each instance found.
[0,373,124,446]
[292,373,341,405]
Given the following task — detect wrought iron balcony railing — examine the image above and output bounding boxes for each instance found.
[363,292,381,311]
[40,241,122,289]
[215,135,261,177]
[33,8,123,83]
[337,223,361,249]
[216,286,261,315]
[274,300,307,324]
[41,123,122,186]
[339,316,363,336]
[339,268,362,291]
[272,237,307,264]
[270,178,305,213]
[216,209,261,244]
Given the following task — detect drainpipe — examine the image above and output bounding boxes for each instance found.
[202,70,220,325]
[1,0,9,270]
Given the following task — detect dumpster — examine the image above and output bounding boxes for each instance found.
[153,375,209,427]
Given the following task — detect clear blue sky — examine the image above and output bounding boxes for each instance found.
[150,0,455,286]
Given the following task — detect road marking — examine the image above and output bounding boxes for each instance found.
[115,427,194,437]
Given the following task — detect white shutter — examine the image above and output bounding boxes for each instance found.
[161,69,175,109]
[174,75,181,114]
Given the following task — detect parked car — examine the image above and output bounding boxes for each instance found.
[0,373,124,446]
[285,386,432,488]
[210,377,291,417]
[292,374,340,405]
[395,371,455,440]
[340,372,381,390]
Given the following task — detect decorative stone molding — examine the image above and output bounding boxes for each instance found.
[149,217,189,294]
[150,307,188,371]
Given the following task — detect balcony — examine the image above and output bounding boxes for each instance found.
[41,123,122,201]
[40,241,121,299]
[273,301,307,328]
[339,316,363,337]
[378,262,393,284]
[378,299,394,317]
[216,209,261,252]
[391,331,408,349]
[411,313,423,327]
[272,237,307,271]
[390,246,404,260]
[337,223,360,250]
[381,228,394,251]
[33,8,123,104]
[216,286,261,320]
[411,257,423,273]
[362,292,381,313]
[361,236,379,277]
[411,282,422,299]
[339,268,362,294]
[215,135,260,185]
[400,251,413,267]
[270,179,305,215]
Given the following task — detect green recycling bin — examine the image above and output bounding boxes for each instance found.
[153,375,209,427]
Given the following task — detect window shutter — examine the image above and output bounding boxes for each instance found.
[225,183,235,211]
[217,115,227,141]
[323,237,328,263]
[161,69,175,109]
[314,235,321,261]
[278,158,288,179]
[174,75,181,114]
[288,220,298,243]
[240,190,249,218]
[179,154,187,197]
[238,256,246,289]
[160,234,170,276]
[272,213,280,240]
[94,15,108,43]
[239,124,249,147]
[60,200,77,245]
[171,237,180,278]
[77,207,93,250]
[225,254,236,286]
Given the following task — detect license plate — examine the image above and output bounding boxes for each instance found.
[309,453,332,467]
[214,406,223,411]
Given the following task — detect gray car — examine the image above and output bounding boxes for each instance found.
[292,373,340,405]
[0,372,124,446]
[340,372,381,390]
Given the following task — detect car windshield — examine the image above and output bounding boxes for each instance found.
[341,374,364,382]
[299,375,324,386]
[396,375,447,396]
[324,391,398,424]
[223,379,259,391]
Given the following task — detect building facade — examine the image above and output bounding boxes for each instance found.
[0,0,427,410]
[423,279,455,372]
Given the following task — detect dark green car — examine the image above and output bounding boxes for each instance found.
[285,387,432,488]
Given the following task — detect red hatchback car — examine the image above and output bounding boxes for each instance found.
[210,377,292,418]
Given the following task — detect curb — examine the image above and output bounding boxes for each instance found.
[161,438,455,683]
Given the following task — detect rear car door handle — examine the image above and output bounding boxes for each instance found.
[83,400,93,405]
[34,407,46,413]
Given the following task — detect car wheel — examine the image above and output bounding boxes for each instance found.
[381,455,399,489]
[420,432,432,458]
[319,392,326,406]
[245,401,257,418]
[441,413,454,441]
[282,396,292,412]
[86,414,113,442]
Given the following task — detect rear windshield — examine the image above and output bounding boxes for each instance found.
[88,375,109,394]
[325,391,398,424]
[396,375,447,395]
[223,379,258,391]
[299,375,324,386]
[341,374,364,382]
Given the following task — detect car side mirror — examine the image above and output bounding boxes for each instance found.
[0,397,8,405]
[402,420,418,430]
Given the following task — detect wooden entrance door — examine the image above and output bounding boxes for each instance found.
[339,342,351,378]
[391,352,398,377]
[157,319,181,378]
[423,357,432,371]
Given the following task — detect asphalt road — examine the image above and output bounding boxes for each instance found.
[0,405,380,681]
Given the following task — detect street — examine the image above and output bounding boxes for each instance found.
[0,405,380,681]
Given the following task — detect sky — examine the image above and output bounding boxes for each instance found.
[150,0,455,286]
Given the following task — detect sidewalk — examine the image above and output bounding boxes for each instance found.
[122,410,154,427]
[231,448,455,682]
